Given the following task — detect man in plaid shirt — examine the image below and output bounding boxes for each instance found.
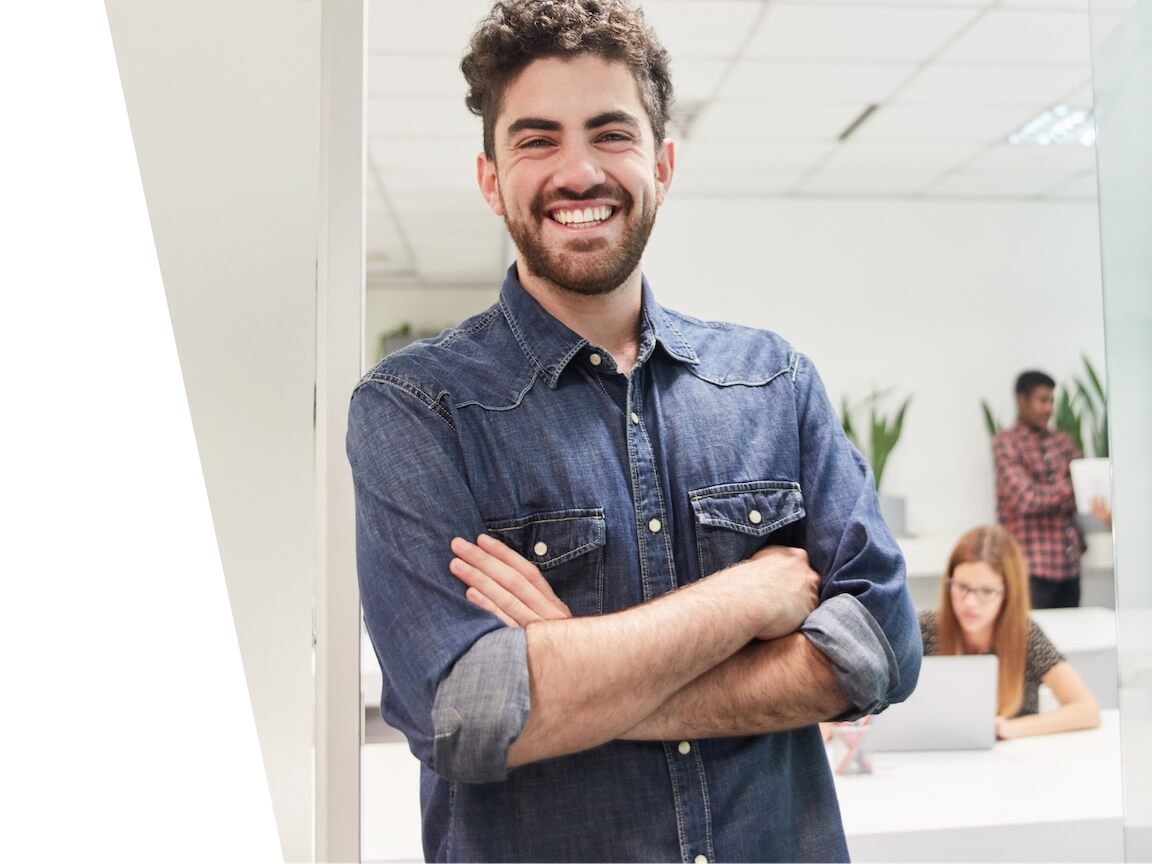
[993,370,1086,608]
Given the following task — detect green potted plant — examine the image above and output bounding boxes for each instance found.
[840,388,912,536]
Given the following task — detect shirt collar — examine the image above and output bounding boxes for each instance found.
[498,265,698,389]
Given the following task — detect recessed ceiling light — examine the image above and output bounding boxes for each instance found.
[1008,105,1096,147]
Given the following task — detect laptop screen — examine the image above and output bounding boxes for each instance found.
[864,654,999,752]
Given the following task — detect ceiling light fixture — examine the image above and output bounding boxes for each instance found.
[1008,105,1096,147]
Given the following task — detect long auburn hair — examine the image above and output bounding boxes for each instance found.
[936,525,1030,717]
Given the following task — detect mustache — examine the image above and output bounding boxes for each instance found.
[532,184,633,216]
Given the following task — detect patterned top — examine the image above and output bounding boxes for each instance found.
[993,424,1084,581]
[918,610,1065,716]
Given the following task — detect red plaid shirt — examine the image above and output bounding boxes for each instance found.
[993,424,1084,582]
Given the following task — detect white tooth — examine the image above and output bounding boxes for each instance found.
[598,206,609,220]
[556,211,569,224]
[581,207,593,223]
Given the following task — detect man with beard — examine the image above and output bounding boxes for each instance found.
[347,2,921,861]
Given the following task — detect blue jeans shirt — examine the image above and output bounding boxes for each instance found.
[348,267,922,862]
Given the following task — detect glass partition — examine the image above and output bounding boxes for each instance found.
[1090,0,1152,858]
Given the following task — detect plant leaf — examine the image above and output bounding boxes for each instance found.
[981,400,1001,437]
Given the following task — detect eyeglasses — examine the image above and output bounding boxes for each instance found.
[948,578,1004,604]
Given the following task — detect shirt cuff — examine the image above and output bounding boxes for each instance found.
[800,593,898,719]
[431,627,530,783]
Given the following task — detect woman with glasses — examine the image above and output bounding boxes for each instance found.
[920,524,1100,740]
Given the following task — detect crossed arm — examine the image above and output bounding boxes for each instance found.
[450,533,852,766]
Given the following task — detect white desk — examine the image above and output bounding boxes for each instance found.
[835,709,1123,862]
[1032,607,1119,709]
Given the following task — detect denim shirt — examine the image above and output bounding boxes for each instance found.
[348,267,922,863]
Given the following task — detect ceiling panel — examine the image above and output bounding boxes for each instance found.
[939,10,1092,65]
[925,170,1077,197]
[820,141,978,174]
[639,1,764,59]
[672,167,811,197]
[670,59,731,103]
[375,167,476,194]
[368,97,479,140]
[895,64,1091,107]
[366,207,411,262]
[367,55,465,99]
[1002,0,1089,8]
[1061,80,1095,105]
[774,0,989,5]
[386,189,492,218]
[369,138,482,172]
[852,104,1035,142]
[1044,171,1099,199]
[964,142,1096,175]
[692,101,867,140]
[794,167,949,197]
[365,0,490,55]
[675,138,837,171]
[745,5,983,62]
[721,59,917,104]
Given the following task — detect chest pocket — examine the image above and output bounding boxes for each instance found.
[484,508,606,617]
[690,481,806,578]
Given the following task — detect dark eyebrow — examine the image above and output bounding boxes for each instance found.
[586,111,641,131]
[506,117,562,136]
[505,112,642,138]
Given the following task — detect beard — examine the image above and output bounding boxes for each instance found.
[503,183,657,296]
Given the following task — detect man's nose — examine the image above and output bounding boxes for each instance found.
[552,143,605,194]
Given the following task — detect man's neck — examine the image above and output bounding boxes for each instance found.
[517,263,644,375]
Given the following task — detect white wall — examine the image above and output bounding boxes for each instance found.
[106,2,322,859]
[644,198,1105,537]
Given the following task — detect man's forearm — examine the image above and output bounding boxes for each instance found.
[507,573,767,768]
[505,548,823,768]
[619,633,852,741]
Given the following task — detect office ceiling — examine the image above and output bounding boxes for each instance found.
[365,0,1129,284]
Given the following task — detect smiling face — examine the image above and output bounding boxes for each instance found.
[949,561,1006,640]
[477,54,674,297]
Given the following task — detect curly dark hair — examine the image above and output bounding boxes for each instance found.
[461,0,673,159]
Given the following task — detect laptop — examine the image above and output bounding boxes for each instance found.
[863,655,998,752]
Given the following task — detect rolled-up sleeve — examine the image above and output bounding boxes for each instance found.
[348,374,528,781]
[791,354,922,714]
[432,628,530,783]
[802,593,900,718]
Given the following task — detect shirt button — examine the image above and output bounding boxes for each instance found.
[678,741,691,755]
[589,352,602,366]
[648,518,662,534]
[695,856,709,864]
[533,542,548,557]
[749,509,762,525]
[630,412,640,425]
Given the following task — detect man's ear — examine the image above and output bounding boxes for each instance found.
[477,153,505,216]
[654,138,675,206]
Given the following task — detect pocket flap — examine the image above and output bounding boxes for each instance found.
[485,508,606,570]
[690,481,805,536]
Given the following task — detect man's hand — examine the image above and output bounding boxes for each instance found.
[744,545,820,640]
[449,534,571,627]
[450,535,819,639]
